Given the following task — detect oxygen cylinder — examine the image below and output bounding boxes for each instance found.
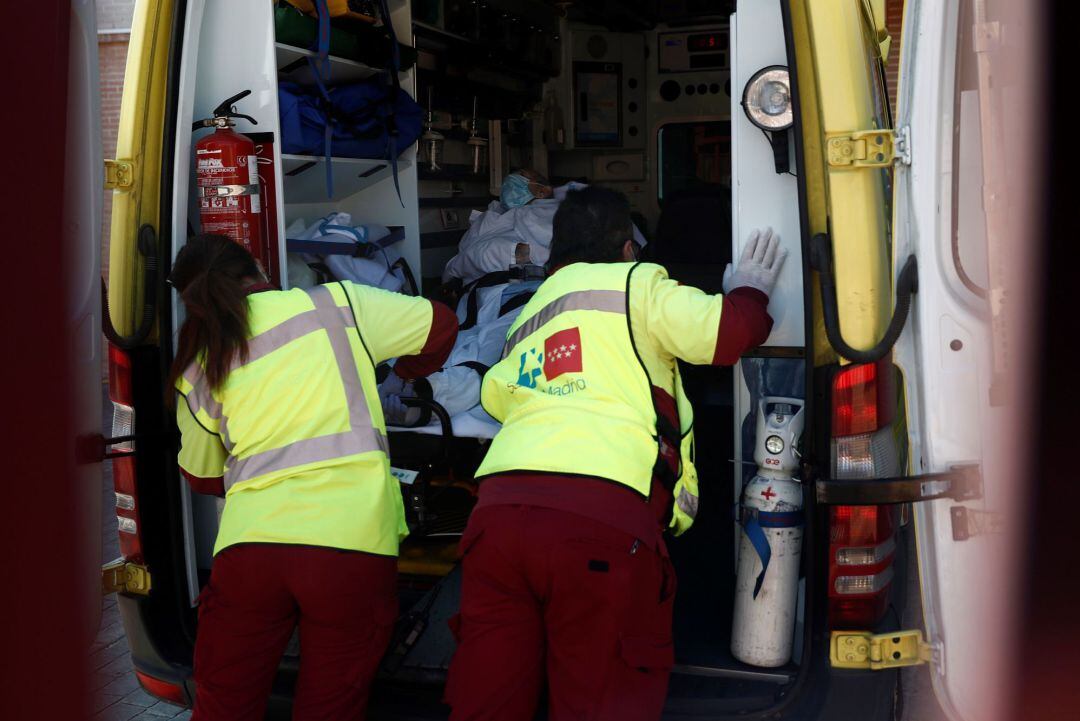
[731,397,805,667]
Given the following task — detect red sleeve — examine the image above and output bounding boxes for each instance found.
[393,301,458,380]
[181,468,225,496]
[712,287,774,365]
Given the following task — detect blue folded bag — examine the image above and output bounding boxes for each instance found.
[278,80,422,160]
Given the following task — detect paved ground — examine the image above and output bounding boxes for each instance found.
[93,386,192,721]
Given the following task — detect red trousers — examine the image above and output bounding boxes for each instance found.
[191,544,398,721]
[445,506,676,721]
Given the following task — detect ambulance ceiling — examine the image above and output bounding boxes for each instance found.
[551,0,735,32]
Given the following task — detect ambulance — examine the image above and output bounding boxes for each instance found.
[94,0,1023,718]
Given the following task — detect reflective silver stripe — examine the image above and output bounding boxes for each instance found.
[307,286,373,434]
[239,306,355,369]
[223,286,383,490]
[179,307,353,420]
[225,430,389,486]
[675,486,699,519]
[182,365,222,420]
[502,289,626,359]
[218,415,234,452]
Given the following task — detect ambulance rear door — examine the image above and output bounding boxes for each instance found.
[891,0,1033,719]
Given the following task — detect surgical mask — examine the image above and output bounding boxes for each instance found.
[500,173,534,208]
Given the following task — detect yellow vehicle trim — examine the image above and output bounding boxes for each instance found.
[106,0,175,339]
[799,0,893,358]
[787,0,835,367]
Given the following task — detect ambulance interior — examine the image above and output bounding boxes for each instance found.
[175,0,821,710]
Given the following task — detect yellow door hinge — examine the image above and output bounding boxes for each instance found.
[104,159,135,190]
[101,558,152,596]
[826,129,897,168]
[830,629,935,670]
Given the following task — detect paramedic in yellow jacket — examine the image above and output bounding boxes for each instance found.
[168,234,456,721]
[445,187,785,721]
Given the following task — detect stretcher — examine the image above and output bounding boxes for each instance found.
[387,397,486,549]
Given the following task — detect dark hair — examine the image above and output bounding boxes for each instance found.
[547,186,633,268]
[167,235,261,397]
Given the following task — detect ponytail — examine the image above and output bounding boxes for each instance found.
[167,235,261,400]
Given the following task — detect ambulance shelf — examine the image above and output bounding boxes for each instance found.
[286,226,405,256]
[280,154,412,203]
[275,42,384,85]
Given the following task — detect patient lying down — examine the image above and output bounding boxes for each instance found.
[378,279,542,427]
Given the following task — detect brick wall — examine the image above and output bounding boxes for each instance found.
[885,0,905,113]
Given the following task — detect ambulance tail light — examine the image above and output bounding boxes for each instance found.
[828,357,902,628]
[108,343,143,563]
[135,670,188,705]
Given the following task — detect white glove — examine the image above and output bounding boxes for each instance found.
[722,227,788,297]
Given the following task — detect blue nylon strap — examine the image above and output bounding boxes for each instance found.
[305,62,335,199]
[758,509,803,528]
[740,507,804,600]
[319,220,368,243]
[376,0,405,208]
[314,0,330,80]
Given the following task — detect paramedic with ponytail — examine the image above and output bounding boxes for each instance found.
[168,235,456,721]
[445,187,786,721]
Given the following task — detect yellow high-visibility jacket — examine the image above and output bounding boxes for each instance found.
[175,282,436,556]
[478,262,728,535]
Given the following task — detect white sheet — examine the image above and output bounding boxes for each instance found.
[387,404,501,439]
[441,182,646,285]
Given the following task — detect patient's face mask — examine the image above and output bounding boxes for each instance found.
[500,173,534,208]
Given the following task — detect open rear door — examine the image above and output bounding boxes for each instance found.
[68,0,104,645]
[888,0,1034,719]
[790,2,1029,717]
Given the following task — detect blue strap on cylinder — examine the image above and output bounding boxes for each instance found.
[739,507,803,600]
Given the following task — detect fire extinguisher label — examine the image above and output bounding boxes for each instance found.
[247,155,261,214]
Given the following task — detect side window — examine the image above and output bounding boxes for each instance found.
[657,121,731,202]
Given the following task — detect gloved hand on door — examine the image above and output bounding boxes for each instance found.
[723,227,788,297]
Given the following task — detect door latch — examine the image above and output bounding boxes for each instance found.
[830,629,935,670]
[104,159,135,190]
[101,558,152,596]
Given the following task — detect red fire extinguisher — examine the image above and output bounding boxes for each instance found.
[192,90,265,259]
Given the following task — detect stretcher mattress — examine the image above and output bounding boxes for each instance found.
[386,404,500,439]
